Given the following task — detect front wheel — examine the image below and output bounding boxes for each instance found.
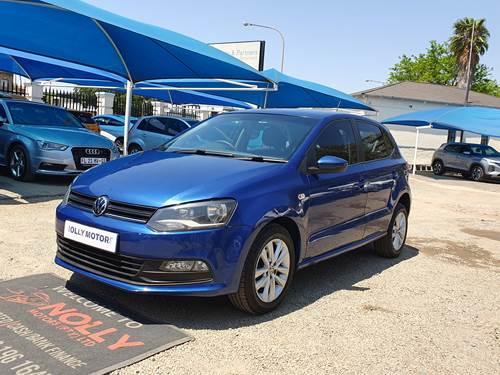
[229,224,295,314]
[470,165,484,182]
[128,144,143,154]
[432,160,444,175]
[8,145,34,182]
[374,203,408,258]
[114,138,124,153]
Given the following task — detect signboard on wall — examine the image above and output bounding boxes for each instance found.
[210,41,265,71]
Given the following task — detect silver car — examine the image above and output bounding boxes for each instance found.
[0,100,119,181]
[127,116,199,154]
[432,142,500,181]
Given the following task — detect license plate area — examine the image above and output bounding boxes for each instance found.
[63,220,118,253]
[80,157,107,165]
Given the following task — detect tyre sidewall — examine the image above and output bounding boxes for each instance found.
[243,224,295,313]
[8,145,31,181]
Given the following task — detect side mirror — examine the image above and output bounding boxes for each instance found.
[0,116,7,125]
[308,155,348,174]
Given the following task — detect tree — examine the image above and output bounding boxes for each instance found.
[388,41,457,86]
[450,18,490,89]
[388,41,500,97]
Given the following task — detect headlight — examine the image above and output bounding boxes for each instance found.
[61,187,71,205]
[147,199,236,232]
[37,141,68,151]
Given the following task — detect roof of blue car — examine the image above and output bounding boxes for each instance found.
[230,108,367,121]
[93,114,138,121]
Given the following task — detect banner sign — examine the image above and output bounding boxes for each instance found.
[210,40,265,71]
[0,274,191,375]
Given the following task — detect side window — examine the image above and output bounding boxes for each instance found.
[108,119,123,126]
[311,120,358,165]
[136,119,147,131]
[145,118,166,135]
[444,144,460,153]
[94,117,107,125]
[165,119,188,136]
[356,122,392,161]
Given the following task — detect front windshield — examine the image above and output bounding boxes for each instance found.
[470,145,499,157]
[7,102,83,127]
[165,113,318,161]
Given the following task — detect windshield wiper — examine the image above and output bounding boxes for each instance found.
[172,149,235,158]
[235,155,287,163]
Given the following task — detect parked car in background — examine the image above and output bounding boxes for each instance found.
[432,142,500,181]
[70,110,100,134]
[127,116,199,153]
[93,114,138,151]
[0,100,119,181]
[55,109,411,314]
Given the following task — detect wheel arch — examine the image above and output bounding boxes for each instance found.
[397,192,411,214]
[258,217,302,267]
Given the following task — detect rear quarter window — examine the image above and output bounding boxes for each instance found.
[356,121,393,161]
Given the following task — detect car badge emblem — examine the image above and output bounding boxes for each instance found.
[85,148,101,156]
[93,196,109,216]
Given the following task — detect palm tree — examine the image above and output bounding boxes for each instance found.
[450,18,490,89]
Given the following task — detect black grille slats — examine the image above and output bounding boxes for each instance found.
[71,147,111,170]
[67,191,157,223]
[57,235,143,281]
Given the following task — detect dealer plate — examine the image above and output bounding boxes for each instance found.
[64,220,118,253]
[80,157,107,165]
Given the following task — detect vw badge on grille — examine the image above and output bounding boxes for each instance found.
[85,148,101,156]
[93,196,109,216]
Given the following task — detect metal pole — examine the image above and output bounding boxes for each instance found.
[413,128,420,175]
[123,80,133,156]
[464,20,475,105]
[244,23,285,72]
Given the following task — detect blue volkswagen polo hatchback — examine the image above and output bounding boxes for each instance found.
[55,109,411,314]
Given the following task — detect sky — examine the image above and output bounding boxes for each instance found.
[85,0,500,94]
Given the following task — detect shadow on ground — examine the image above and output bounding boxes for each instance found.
[0,167,73,205]
[67,244,419,329]
[416,170,500,185]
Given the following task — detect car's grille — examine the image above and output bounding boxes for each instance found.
[67,191,157,223]
[71,147,111,170]
[57,235,144,281]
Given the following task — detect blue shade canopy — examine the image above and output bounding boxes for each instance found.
[382,106,500,138]
[0,0,270,84]
[150,69,375,111]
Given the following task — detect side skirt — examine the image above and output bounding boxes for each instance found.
[297,231,387,270]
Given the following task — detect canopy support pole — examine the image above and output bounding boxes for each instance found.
[412,125,432,175]
[123,80,133,156]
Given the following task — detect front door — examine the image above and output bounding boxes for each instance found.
[0,103,10,164]
[305,120,366,259]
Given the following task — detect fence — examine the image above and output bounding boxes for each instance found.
[164,106,201,120]
[113,95,154,117]
[43,88,99,115]
[0,81,26,98]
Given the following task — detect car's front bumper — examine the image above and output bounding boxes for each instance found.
[34,148,119,176]
[485,164,500,179]
[55,203,254,296]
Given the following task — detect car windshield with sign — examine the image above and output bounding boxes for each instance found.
[164,113,318,161]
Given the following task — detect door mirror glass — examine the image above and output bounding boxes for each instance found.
[309,156,348,174]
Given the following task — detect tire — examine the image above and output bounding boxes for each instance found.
[432,160,444,175]
[374,203,408,258]
[470,165,484,182]
[128,144,143,154]
[8,145,35,182]
[114,138,124,153]
[229,224,295,314]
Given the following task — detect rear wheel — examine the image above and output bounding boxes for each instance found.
[229,224,295,314]
[8,145,34,182]
[470,165,484,182]
[374,203,408,258]
[432,160,444,175]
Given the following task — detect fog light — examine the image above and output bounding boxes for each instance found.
[159,260,209,272]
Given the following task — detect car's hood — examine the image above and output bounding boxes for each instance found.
[72,151,286,207]
[14,125,113,147]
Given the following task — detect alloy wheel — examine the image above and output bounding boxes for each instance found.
[433,161,443,175]
[471,166,483,181]
[10,149,25,178]
[254,239,290,303]
[391,211,407,251]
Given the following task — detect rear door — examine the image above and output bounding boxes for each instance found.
[0,103,9,164]
[442,144,462,169]
[354,120,398,238]
[305,119,367,258]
